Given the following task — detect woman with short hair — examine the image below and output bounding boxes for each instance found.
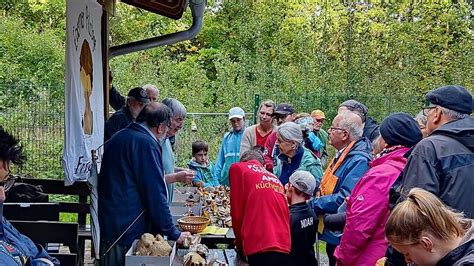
[273,122,322,187]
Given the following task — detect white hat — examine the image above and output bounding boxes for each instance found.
[228,107,245,120]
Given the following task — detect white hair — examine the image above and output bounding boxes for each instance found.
[338,111,363,140]
[277,122,304,145]
[438,106,469,120]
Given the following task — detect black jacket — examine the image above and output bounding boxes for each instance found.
[109,86,126,111]
[104,106,134,141]
[289,202,318,266]
[401,117,474,218]
[437,223,474,266]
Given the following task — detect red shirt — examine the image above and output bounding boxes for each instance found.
[255,126,273,148]
[229,160,291,256]
[263,132,278,172]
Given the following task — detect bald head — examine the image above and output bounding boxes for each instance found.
[136,102,171,128]
[143,84,159,102]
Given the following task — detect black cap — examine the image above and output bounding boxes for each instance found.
[127,87,150,104]
[380,112,422,147]
[273,103,295,116]
[339,100,368,122]
[426,85,472,114]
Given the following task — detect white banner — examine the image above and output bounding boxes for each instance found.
[63,0,104,186]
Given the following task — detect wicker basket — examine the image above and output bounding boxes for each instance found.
[177,216,210,234]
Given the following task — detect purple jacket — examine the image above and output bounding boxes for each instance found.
[334,147,409,266]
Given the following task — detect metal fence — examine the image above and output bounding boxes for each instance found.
[0,82,423,179]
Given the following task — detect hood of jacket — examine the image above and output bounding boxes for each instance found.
[433,117,474,151]
[187,159,213,170]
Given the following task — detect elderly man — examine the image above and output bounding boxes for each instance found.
[311,109,329,165]
[310,111,371,266]
[104,87,149,141]
[99,103,190,266]
[338,100,380,142]
[240,100,276,154]
[214,107,246,186]
[161,98,195,203]
[400,85,474,217]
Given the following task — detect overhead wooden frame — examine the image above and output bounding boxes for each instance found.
[121,0,188,19]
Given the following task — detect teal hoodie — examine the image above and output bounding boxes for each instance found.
[213,129,244,186]
[187,159,219,187]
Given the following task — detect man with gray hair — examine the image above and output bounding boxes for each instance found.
[309,111,371,266]
[400,85,474,218]
[161,98,195,203]
[338,99,380,142]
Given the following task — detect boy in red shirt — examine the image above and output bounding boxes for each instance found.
[230,147,291,266]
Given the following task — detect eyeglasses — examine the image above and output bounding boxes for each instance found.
[0,174,17,192]
[422,106,437,116]
[315,119,325,123]
[328,127,347,132]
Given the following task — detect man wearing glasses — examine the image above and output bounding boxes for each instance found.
[0,127,59,265]
[309,111,371,266]
[400,85,474,218]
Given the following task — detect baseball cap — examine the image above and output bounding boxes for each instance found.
[311,109,326,119]
[339,100,368,122]
[273,103,295,116]
[289,170,316,196]
[127,87,150,104]
[228,107,245,120]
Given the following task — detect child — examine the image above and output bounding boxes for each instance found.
[285,170,318,266]
[187,140,219,187]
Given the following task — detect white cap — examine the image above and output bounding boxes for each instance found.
[228,107,245,120]
[289,170,317,196]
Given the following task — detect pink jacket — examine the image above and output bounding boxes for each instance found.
[334,147,410,266]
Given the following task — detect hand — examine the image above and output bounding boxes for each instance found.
[193,181,205,188]
[176,231,192,245]
[176,169,195,184]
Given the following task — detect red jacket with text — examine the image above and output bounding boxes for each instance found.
[230,160,291,256]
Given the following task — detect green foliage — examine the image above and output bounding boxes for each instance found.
[0,1,473,178]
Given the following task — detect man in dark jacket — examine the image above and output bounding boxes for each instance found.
[99,103,190,266]
[104,87,149,141]
[400,85,474,218]
[338,99,380,142]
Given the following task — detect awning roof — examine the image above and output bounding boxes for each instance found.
[121,0,187,19]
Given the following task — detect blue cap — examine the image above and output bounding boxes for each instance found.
[228,107,245,120]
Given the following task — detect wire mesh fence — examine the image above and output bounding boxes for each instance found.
[0,81,423,179]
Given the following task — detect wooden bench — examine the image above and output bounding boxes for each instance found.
[3,202,60,221]
[18,178,92,265]
[11,220,79,266]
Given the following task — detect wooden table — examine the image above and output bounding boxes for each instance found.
[172,249,248,266]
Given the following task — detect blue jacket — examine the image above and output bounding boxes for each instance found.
[188,160,219,187]
[98,123,180,248]
[214,129,244,186]
[0,205,59,265]
[310,137,371,245]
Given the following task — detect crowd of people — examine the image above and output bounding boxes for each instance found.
[0,83,472,266]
